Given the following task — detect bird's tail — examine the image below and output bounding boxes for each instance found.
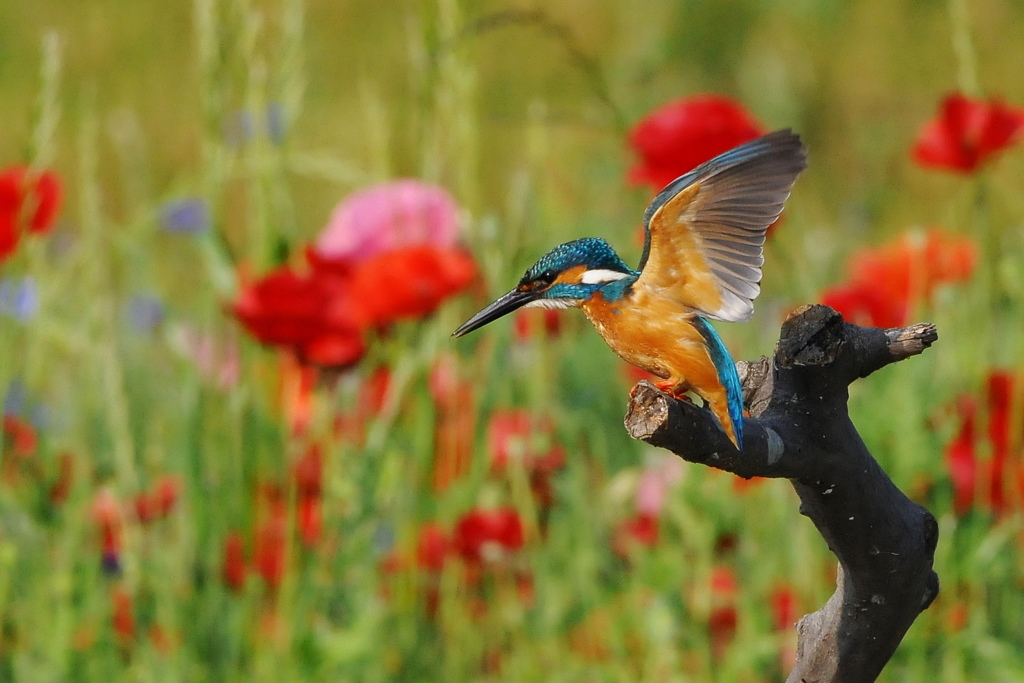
[692,317,745,449]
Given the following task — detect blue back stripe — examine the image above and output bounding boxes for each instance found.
[692,316,744,445]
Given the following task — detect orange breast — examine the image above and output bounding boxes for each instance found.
[582,283,737,446]
[580,285,725,398]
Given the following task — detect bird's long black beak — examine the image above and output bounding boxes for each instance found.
[452,288,538,337]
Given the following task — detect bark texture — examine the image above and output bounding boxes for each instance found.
[625,304,940,683]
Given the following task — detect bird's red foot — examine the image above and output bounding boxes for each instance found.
[651,379,692,402]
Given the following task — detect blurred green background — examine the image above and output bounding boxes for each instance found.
[2,0,1024,681]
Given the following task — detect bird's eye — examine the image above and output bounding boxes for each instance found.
[518,269,557,292]
[536,270,556,286]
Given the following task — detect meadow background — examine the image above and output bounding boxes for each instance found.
[2,0,1024,681]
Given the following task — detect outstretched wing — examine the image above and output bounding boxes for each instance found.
[635,129,807,322]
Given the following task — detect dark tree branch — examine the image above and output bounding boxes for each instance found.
[624,304,940,683]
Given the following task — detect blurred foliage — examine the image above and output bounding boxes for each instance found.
[1,0,1024,681]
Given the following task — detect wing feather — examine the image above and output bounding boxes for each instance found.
[636,130,807,321]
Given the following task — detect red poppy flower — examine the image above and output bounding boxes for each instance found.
[911,93,1024,173]
[359,367,392,414]
[2,415,37,457]
[769,584,799,631]
[432,378,475,491]
[821,229,976,328]
[153,476,180,514]
[711,566,737,594]
[49,452,74,505]
[296,496,322,546]
[612,512,659,558]
[621,361,660,388]
[731,474,768,493]
[486,409,565,473]
[348,245,478,328]
[451,507,525,564]
[149,624,176,655]
[378,552,406,576]
[111,588,135,642]
[92,487,123,559]
[946,371,1024,516]
[0,166,62,263]
[334,366,393,445]
[222,531,247,591]
[486,410,565,510]
[133,492,158,524]
[232,263,367,368]
[628,95,765,191]
[428,354,461,407]
[514,308,563,340]
[134,475,181,523]
[293,444,323,498]
[770,583,800,670]
[821,280,899,329]
[416,523,449,572]
[709,565,738,655]
[279,356,317,435]
[253,511,287,590]
[946,600,970,633]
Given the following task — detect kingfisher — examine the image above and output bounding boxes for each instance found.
[453,130,807,450]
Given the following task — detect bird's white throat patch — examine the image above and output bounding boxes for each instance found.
[580,269,631,284]
[523,298,577,310]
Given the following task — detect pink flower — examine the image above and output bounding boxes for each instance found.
[314,180,461,261]
[635,457,684,517]
[170,325,240,389]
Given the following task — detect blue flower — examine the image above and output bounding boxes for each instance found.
[101,551,122,577]
[3,379,26,417]
[223,110,255,147]
[0,277,38,321]
[160,198,211,235]
[372,523,396,555]
[124,294,166,333]
[266,102,287,143]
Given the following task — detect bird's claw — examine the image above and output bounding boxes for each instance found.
[651,380,692,402]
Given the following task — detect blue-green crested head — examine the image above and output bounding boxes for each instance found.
[451,237,636,337]
[516,238,636,307]
[522,238,633,284]
[512,238,631,302]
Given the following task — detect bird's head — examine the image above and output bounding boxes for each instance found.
[452,237,636,337]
